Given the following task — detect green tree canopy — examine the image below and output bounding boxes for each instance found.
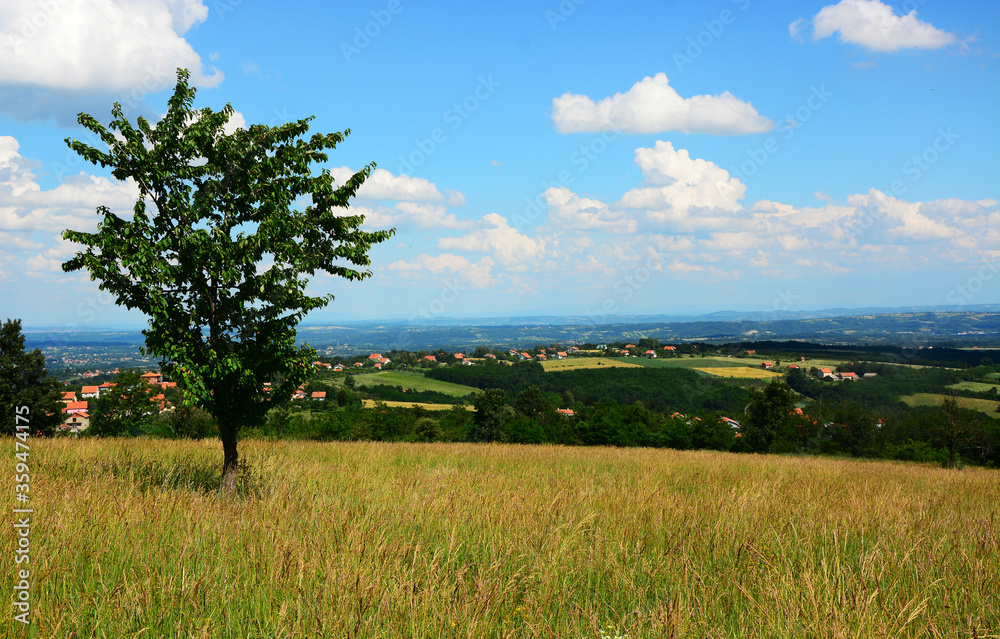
[0,319,62,436]
[62,69,393,490]
[742,379,797,454]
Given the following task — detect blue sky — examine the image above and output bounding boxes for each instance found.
[1,0,998,328]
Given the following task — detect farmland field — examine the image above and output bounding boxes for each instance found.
[539,358,644,371]
[694,367,783,379]
[948,381,1000,393]
[354,370,479,396]
[6,438,997,638]
[901,393,1000,416]
[362,399,474,411]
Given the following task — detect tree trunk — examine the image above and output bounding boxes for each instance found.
[219,418,239,494]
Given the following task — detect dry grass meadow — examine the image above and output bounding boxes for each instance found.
[540,358,645,372]
[3,438,998,638]
[693,368,783,380]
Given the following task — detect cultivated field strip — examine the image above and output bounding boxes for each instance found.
[3,438,998,638]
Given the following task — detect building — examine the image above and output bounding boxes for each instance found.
[63,401,88,415]
[141,371,163,385]
[81,385,100,399]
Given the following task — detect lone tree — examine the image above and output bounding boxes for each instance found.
[62,69,393,491]
[742,379,797,454]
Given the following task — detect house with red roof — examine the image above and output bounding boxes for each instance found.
[663,345,676,351]
[81,385,100,399]
[62,412,90,434]
[557,408,575,417]
[61,391,77,402]
[840,372,859,381]
[311,391,326,401]
[141,371,163,385]
[762,361,774,369]
[645,350,657,359]
[63,401,88,415]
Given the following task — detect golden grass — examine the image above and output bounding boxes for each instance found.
[694,367,783,379]
[540,358,644,371]
[361,399,473,411]
[901,393,1000,416]
[4,438,998,638]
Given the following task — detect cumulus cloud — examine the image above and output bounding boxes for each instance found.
[543,187,637,233]
[618,141,745,225]
[328,167,475,231]
[551,73,773,135]
[437,213,546,267]
[0,0,221,123]
[329,167,449,203]
[799,0,956,52]
[532,142,998,279]
[387,254,495,288]
[0,135,138,232]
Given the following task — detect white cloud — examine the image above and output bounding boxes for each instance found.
[437,213,547,268]
[617,141,745,225]
[391,202,474,230]
[551,73,773,135]
[0,136,138,233]
[849,189,956,241]
[387,254,495,288]
[803,0,956,52]
[0,0,221,123]
[329,167,450,203]
[543,187,637,233]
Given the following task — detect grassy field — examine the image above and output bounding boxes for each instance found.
[901,393,1000,416]
[694,367,783,379]
[5,438,998,638]
[354,371,479,397]
[539,358,644,371]
[361,399,474,411]
[948,381,1000,393]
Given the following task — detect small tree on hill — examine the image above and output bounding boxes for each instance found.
[742,379,797,454]
[62,69,393,492]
